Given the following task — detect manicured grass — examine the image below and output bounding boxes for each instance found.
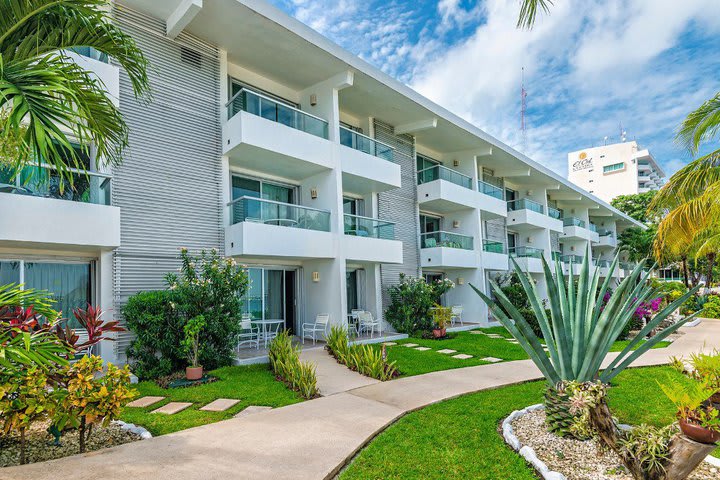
[120,364,304,436]
[340,366,710,479]
[379,327,670,377]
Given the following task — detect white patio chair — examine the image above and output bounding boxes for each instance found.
[302,313,330,345]
[450,305,464,327]
[237,314,260,350]
[349,309,363,336]
[358,311,381,338]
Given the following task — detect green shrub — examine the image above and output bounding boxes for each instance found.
[702,295,720,319]
[124,249,250,380]
[326,325,398,381]
[385,274,454,333]
[268,330,318,399]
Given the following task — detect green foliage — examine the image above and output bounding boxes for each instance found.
[326,325,398,381]
[268,330,318,399]
[471,251,699,385]
[385,274,454,334]
[611,191,657,223]
[702,295,720,318]
[53,355,136,453]
[0,0,150,183]
[431,305,451,330]
[125,249,250,379]
[496,273,550,338]
[619,424,677,475]
[688,351,720,390]
[658,376,714,419]
[618,225,657,262]
[182,315,205,368]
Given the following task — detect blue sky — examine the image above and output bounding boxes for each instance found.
[271,0,720,178]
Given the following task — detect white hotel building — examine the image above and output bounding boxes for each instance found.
[0,0,643,364]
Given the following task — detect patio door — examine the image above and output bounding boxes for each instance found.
[242,267,297,333]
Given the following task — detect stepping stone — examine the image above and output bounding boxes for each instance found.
[126,396,165,408]
[481,356,503,363]
[403,343,419,348]
[200,398,240,412]
[508,340,520,344]
[234,406,272,419]
[414,347,431,351]
[452,354,473,360]
[382,342,397,346]
[437,349,457,354]
[151,402,192,415]
[470,331,486,335]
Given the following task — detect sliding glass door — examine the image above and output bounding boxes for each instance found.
[242,267,297,333]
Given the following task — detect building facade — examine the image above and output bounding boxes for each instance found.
[0,0,643,365]
[567,141,666,203]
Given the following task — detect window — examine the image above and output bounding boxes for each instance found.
[416,154,441,184]
[505,188,517,202]
[343,197,365,216]
[231,175,296,223]
[419,214,441,234]
[603,162,624,173]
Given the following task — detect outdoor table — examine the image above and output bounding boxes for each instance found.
[253,319,285,347]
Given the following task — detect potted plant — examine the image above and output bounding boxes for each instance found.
[182,315,205,380]
[431,305,451,338]
[660,378,720,444]
[688,351,720,404]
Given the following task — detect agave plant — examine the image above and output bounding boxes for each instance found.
[472,251,699,435]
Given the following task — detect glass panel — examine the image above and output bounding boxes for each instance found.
[230,197,330,231]
[343,198,357,215]
[346,271,358,313]
[0,261,21,286]
[264,270,284,321]
[232,177,261,223]
[479,180,504,199]
[343,214,395,239]
[417,165,472,189]
[507,198,544,214]
[561,255,584,264]
[339,126,394,161]
[547,206,563,219]
[420,215,441,234]
[563,217,586,228]
[509,246,544,258]
[507,233,517,249]
[482,240,505,254]
[243,268,263,319]
[24,262,91,328]
[420,231,473,250]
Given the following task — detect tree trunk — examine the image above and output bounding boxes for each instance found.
[682,256,690,289]
[588,397,715,480]
[79,417,86,454]
[706,253,716,289]
[19,428,26,465]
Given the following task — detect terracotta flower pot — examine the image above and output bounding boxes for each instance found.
[679,418,720,444]
[432,328,446,338]
[186,366,203,381]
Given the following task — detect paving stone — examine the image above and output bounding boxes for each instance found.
[470,331,486,335]
[437,349,457,354]
[452,354,473,360]
[234,406,273,419]
[414,347,431,351]
[486,334,504,338]
[508,340,520,344]
[151,402,193,414]
[200,398,241,412]
[481,356,503,363]
[382,342,397,346]
[403,343,419,348]
[126,396,165,408]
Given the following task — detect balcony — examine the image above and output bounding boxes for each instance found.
[597,259,613,277]
[420,231,476,268]
[339,127,400,195]
[417,165,476,213]
[506,199,563,232]
[343,214,402,264]
[223,89,333,180]
[477,181,508,218]
[596,229,617,248]
[562,217,600,242]
[482,240,508,270]
[225,197,334,259]
[509,246,544,273]
[0,166,119,249]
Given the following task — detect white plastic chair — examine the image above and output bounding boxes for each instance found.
[302,314,330,345]
[237,314,260,350]
[349,309,363,336]
[450,305,463,327]
[358,311,381,338]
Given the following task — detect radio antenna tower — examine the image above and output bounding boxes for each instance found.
[521,67,528,152]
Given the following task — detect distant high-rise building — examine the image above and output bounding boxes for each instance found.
[567,141,665,203]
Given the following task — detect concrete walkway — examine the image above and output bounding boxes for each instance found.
[3,320,719,480]
[299,347,379,396]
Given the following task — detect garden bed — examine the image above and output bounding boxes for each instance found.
[0,420,143,467]
[508,407,718,480]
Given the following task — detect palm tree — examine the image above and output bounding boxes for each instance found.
[517,0,555,29]
[0,0,150,181]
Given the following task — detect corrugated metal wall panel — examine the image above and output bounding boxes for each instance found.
[112,7,223,356]
[375,120,420,309]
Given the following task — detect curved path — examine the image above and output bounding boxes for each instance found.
[3,321,719,480]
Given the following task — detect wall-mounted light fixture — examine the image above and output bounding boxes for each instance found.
[312,271,320,282]
[457,277,465,285]
[310,94,317,106]
[310,187,318,199]
[570,246,575,252]
[453,159,459,167]
[453,220,460,228]
[527,237,533,244]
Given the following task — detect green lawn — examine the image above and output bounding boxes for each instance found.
[379,327,670,377]
[340,366,711,480]
[120,364,304,435]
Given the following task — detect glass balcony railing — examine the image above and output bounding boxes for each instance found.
[420,231,473,250]
[417,165,473,189]
[561,254,584,264]
[478,180,504,200]
[509,246,544,258]
[482,240,506,254]
[70,46,109,63]
[507,198,544,214]
[228,196,331,232]
[563,217,586,228]
[340,126,394,161]
[547,206,563,219]
[589,223,598,233]
[597,259,611,268]
[226,88,329,139]
[597,228,614,237]
[551,251,562,261]
[343,214,395,240]
[0,165,111,205]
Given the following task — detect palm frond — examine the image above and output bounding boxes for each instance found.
[517,0,554,29]
[676,92,720,155]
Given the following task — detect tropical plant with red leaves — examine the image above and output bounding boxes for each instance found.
[71,304,125,353]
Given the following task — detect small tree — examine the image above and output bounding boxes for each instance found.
[385,274,454,333]
[182,315,205,368]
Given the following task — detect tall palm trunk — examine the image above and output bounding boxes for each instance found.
[707,253,716,288]
[682,256,691,289]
